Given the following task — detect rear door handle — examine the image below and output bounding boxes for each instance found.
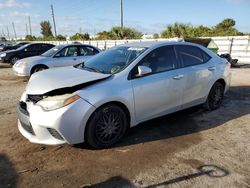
[73,58,77,61]
[173,75,184,80]
[208,66,216,71]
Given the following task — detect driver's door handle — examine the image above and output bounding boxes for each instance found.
[173,75,184,80]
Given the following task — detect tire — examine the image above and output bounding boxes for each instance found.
[204,82,224,111]
[9,56,19,65]
[31,65,48,75]
[85,104,128,149]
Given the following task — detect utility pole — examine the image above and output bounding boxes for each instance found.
[12,22,17,41]
[80,27,82,34]
[51,4,57,37]
[6,26,10,40]
[26,23,28,36]
[28,16,32,36]
[120,0,124,29]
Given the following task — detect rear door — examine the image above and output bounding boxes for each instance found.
[131,45,184,122]
[51,46,79,67]
[21,44,38,58]
[175,45,215,108]
[78,46,99,63]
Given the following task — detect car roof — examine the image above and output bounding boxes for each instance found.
[119,41,201,48]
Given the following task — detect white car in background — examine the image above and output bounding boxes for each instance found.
[13,44,101,76]
[17,41,231,148]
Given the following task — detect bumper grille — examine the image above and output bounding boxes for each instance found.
[20,121,35,135]
[47,128,64,140]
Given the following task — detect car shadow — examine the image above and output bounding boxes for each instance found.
[0,154,18,188]
[83,164,229,188]
[74,85,250,150]
[116,85,250,147]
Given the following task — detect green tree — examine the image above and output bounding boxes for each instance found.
[40,21,53,38]
[96,27,142,40]
[153,33,159,39]
[56,34,66,41]
[96,31,113,40]
[0,37,7,41]
[212,18,242,36]
[70,33,90,41]
[25,35,36,41]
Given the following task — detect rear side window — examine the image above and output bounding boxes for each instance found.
[79,46,99,56]
[138,45,177,74]
[176,45,211,67]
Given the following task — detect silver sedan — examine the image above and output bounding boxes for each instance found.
[13,44,101,76]
[17,41,231,148]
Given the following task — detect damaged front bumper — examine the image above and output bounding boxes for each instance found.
[17,96,96,145]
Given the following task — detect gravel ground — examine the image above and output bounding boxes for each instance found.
[0,63,249,188]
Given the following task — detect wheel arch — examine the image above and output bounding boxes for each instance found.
[88,101,131,127]
[30,64,49,75]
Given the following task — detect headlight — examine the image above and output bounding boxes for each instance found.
[16,61,29,68]
[0,53,6,57]
[36,94,80,111]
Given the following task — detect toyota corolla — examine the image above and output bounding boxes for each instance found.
[17,41,231,148]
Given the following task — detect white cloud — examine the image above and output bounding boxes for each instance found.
[0,0,31,8]
[0,11,40,18]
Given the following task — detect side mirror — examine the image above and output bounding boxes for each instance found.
[137,66,152,77]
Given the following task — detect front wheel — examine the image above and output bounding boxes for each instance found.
[204,82,224,110]
[31,65,48,75]
[85,104,128,149]
[10,56,19,65]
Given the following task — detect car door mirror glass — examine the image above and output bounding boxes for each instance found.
[137,66,152,77]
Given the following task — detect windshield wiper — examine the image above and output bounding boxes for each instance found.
[83,66,103,73]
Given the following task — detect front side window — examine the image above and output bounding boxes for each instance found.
[137,45,177,74]
[42,45,64,57]
[77,46,147,74]
[56,46,78,57]
[177,45,211,67]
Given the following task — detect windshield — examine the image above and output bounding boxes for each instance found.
[41,45,64,57]
[77,46,147,74]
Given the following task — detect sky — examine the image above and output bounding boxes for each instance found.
[0,0,250,38]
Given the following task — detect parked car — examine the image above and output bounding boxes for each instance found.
[0,42,30,52]
[0,43,55,65]
[17,41,231,148]
[13,44,101,76]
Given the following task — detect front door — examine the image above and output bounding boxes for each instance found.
[131,45,184,122]
[52,46,80,67]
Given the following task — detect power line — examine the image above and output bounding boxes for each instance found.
[51,4,57,37]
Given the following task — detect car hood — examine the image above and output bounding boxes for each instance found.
[20,55,50,63]
[2,49,16,54]
[26,66,111,95]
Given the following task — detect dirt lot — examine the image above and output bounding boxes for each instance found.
[0,63,249,188]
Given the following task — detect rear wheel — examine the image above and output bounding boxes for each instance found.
[31,65,48,75]
[10,56,19,65]
[85,104,128,149]
[204,82,224,110]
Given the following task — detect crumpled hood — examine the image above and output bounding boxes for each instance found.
[26,66,111,95]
